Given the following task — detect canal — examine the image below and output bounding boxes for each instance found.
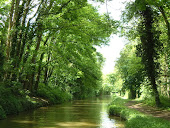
[0,96,124,128]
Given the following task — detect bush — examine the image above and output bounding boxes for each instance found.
[0,85,38,119]
[0,85,23,115]
[0,105,6,119]
[0,83,72,120]
[141,95,170,108]
[160,96,170,108]
[108,105,122,116]
[37,84,72,104]
[142,96,156,107]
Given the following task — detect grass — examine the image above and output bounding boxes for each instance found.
[108,95,170,128]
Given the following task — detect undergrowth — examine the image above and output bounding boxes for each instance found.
[141,95,170,109]
[0,85,36,119]
[36,84,72,104]
[108,95,170,128]
[0,82,72,120]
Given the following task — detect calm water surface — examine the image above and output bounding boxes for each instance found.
[0,96,124,128]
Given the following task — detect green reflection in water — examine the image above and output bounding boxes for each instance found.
[0,96,124,128]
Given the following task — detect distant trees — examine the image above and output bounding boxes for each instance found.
[111,44,144,99]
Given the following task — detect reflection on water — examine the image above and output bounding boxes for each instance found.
[0,96,124,128]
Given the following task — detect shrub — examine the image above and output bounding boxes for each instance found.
[160,96,170,108]
[0,82,72,120]
[108,105,122,116]
[0,85,36,119]
[37,84,72,104]
[141,95,170,108]
[0,105,6,119]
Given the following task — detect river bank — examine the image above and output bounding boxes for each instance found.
[0,85,71,120]
[108,96,170,128]
[0,96,125,128]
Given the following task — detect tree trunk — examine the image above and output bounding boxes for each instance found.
[34,36,50,91]
[139,6,161,107]
[159,6,170,42]
[151,76,161,106]
[129,86,136,99]
[6,0,15,59]
[34,53,44,91]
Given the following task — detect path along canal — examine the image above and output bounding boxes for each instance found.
[0,96,124,128]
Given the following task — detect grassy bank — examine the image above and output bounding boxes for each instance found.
[108,96,170,128]
[0,84,71,120]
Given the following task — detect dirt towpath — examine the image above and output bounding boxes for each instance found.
[126,101,170,121]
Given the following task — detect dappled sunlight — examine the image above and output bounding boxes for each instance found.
[43,127,57,128]
[75,102,102,105]
[39,107,49,110]
[100,111,124,128]
[72,104,98,107]
[56,121,99,127]
[12,120,37,124]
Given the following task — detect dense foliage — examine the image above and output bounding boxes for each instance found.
[0,0,116,96]
[0,0,169,122]
[0,0,117,118]
[107,0,169,107]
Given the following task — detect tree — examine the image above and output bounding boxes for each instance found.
[137,5,162,106]
[121,0,165,106]
[114,43,144,99]
[0,0,117,99]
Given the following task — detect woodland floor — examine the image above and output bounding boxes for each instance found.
[126,101,170,121]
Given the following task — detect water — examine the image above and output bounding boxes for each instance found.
[0,96,124,128]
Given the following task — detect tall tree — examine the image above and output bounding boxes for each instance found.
[122,0,163,106]
[137,5,162,106]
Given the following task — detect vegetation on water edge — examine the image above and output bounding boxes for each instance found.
[108,96,170,128]
[0,83,71,120]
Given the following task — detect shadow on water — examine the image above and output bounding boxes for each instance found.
[0,96,125,128]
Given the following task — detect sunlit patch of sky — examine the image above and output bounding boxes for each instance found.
[89,0,133,75]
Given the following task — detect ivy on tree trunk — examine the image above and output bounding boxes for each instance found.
[137,6,161,107]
